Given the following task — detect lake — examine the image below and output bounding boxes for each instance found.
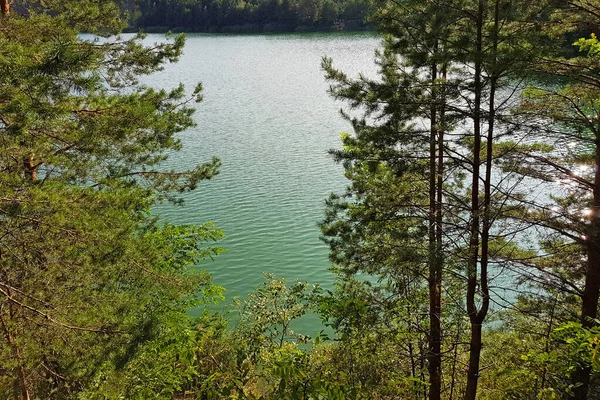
[146,32,381,325]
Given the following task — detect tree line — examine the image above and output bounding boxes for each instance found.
[2,0,600,399]
[127,0,371,33]
[320,0,600,398]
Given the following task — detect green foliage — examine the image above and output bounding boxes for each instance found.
[130,0,372,33]
[318,1,600,399]
[478,309,600,400]
[6,0,600,399]
[234,274,318,358]
[0,1,224,399]
[152,275,351,400]
[507,7,600,396]
[554,321,600,373]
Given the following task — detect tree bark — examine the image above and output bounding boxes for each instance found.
[465,1,485,399]
[428,59,442,400]
[0,0,9,15]
[465,2,500,398]
[0,315,30,400]
[571,134,600,399]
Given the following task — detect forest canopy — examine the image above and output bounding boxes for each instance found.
[126,0,371,33]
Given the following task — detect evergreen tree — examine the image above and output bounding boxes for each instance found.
[321,2,462,397]
[321,1,551,398]
[0,1,223,398]
[503,2,600,396]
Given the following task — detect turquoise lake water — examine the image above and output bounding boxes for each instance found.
[145,32,380,328]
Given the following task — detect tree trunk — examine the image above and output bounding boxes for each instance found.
[1,0,9,15]
[466,320,483,399]
[465,2,500,398]
[428,59,442,400]
[0,316,30,400]
[571,137,600,399]
[465,1,484,399]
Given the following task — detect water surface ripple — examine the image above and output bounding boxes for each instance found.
[148,33,380,309]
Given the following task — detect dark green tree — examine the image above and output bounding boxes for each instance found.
[503,2,600,395]
[321,1,553,399]
[0,1,223,398]
[321,1,461,396]
[130,0,370,32]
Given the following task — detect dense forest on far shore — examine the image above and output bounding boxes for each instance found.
[125,0,371,33]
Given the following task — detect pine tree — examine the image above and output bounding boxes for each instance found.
[321,1,551,398]
[504,2,600,396]
[0,2,223,398]
[321,2,462,397]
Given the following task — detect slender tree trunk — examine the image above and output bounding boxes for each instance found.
[449,315,462,400]
[466,2,500,398]
[406,283,420,395]
[0,315,30,400]
[465,1,485,399]
[428,59,442,400]
[420,338,427,400]
[470,73,494,397]
[541,297,558,391]
[571,136,600,399]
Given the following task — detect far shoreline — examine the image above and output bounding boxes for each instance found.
[124,23,376,35]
